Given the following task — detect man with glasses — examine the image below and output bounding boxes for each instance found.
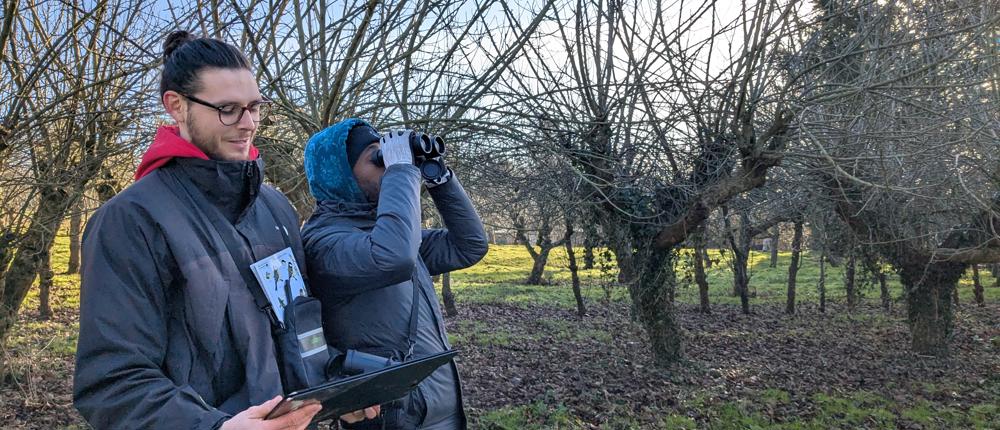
[73,31,376,429]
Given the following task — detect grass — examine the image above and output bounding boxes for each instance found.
[474,399,584,429]
[446,245,1000,311]
[17,233,82,317]
[448,320,515,347]
[473,385,1000,429]
[8,233,80,360]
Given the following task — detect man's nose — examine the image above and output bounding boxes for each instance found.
[237,109,258,130]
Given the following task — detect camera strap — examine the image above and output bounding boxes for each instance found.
[403,278,419,360]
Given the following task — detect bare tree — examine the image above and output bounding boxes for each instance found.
[512,205,566,285]
[472,0,809,365]
[0,0,164,370]
[721,186,794,314]
[859,248,891,313]
[207,0,554,217]
[843,246,857,309]
[769,225,780,268]
[801,0,1000,355]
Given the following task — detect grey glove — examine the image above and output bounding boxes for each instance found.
[379,129,414,166]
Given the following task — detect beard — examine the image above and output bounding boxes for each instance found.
[186,110,219,159]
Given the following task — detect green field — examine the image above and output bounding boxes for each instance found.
[3,238,998,429]
[447,244,1000,309]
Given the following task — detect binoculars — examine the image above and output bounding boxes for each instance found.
[371,131,448,182]
[329,349,399,377]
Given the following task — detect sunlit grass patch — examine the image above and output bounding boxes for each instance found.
[440,280,629,310]
[449,245,998,311]
[810,390,895,428]
[472,400,584,429]
[452,245,616,285]
[5,320,79,358]
[20,233,82,314]
[659,414,699,429]
[448,320,515,348]
[470,385,1000,429]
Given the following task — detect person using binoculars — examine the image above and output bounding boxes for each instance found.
[302,119,489,429]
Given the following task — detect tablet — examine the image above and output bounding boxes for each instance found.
[265,349,459,423]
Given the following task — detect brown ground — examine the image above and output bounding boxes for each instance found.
[453,302,999,427]
[2,301,998,429]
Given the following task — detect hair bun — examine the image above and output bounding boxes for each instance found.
[163,30,195,60]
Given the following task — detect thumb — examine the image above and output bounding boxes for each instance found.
[247,395,284,419]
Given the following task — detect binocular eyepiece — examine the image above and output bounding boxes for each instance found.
[371,131,448,182]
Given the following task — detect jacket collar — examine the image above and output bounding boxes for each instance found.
[313,198,377,220]
[172,157,265,223]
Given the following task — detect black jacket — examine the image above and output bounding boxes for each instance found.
[302,164,488,429]
[74,157,305,429]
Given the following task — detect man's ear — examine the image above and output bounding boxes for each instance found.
[162,91,187,124]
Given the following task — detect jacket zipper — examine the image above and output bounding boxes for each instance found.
[244,161,258,199]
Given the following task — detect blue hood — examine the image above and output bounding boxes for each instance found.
[304,118,374,204]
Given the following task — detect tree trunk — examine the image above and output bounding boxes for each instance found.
[845,251,857,309]
[38,247,53,320]
[66,201,82,274]
[615,246,637,285]
[564,219,586,317]
[724,209,751,314]
[606,224,637,285]
[786,220,803,315]
[861,252,890,312]
[0,230,13,290]
[515,214,559,285]
[583,221,597,270]
[972,265,984,307]
[441,272,457,317]
[818,251,827,313]
[526,246,554,285]
[701,247,713,268]
[878,267,890,313]
[952,282,960,307]
[630,248,682,365]
[693,232,711,314]
[734,247,750,314]
[898,260,965,357]
[583,245,595,270]
[1,186,77,366]
[769,225,779,268]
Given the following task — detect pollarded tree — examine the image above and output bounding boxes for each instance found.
[0,0,165,371]
[801,0,1000,356]
[476,0,808,365]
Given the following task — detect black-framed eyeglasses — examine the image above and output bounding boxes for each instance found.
[181,93,272,126]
